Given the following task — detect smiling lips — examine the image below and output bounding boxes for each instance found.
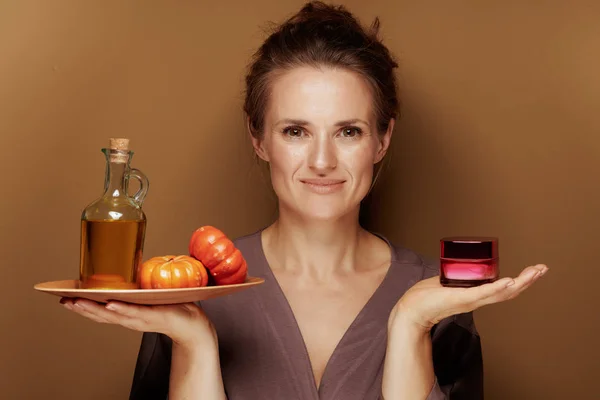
[300,178,346,194]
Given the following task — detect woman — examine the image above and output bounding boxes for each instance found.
[61,2,548,399]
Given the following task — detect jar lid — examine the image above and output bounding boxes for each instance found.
[440,237,498,259]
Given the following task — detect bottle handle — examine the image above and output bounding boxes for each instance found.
[128,168,149,206]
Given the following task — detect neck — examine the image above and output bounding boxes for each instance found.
[104,161,127,197]
[262,204,369,279]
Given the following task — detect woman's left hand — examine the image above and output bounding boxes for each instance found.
[391,264,548,332]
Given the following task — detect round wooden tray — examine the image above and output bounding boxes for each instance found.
[34,277,265,305]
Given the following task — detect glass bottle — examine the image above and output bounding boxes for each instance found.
[79,138,149,289]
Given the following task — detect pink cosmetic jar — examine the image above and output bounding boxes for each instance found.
[440,237,499,287]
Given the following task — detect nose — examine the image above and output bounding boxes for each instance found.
[308,134,337,174]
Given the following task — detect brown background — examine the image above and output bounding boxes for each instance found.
[1,1,597,399]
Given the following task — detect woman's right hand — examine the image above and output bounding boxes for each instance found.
[60,297,215,348]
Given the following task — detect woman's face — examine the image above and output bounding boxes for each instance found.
[252,66,393,221]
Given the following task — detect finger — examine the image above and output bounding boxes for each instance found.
[504,264,547,295]
[60,298,152,330]
[478,264,548,306]
[456,264,546,306]
[74,300,155,332]
[105,301,150,317]
[103,301,155,331]
[61,298,112,324]
[106,302,201,333]
[71,299,130,325]
[503,264,548,301]
[457,277,517,305]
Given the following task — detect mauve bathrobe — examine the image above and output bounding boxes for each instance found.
[129,230,484,400]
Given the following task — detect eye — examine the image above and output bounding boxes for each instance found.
[340,126,363,138]
[282,126,304,138]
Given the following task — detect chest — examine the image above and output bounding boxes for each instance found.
[273,271,388,388]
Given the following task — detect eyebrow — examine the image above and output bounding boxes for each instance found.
[335,119,370,127]
[275,118,370,127]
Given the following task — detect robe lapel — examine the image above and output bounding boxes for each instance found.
[250,232,321,400]
[317,237,427,400]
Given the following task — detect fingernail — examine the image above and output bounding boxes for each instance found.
[63,303,73,310]
[73,301,83,309]
[506,279,515,287]
[105,303,116,311]
[536,270,544,279]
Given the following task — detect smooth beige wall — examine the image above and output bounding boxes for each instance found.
[1,1,596,399]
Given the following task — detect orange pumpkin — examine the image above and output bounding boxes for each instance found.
[188,226,248,285]
[138,255,209,289]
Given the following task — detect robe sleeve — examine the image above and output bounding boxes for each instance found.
[426,312,484,400]
[129,332,172,400]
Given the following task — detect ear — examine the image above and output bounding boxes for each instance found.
[247,116,270,162]
[374,118,394,164]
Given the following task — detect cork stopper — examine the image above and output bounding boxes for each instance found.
[108,137,130,163]
[110,138,129,151]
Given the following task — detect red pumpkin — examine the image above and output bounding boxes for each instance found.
[188,226,248,285]
[138,255,209,289]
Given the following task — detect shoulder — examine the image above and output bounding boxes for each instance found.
[232,228,263,249]
[230,228,267,276]
[379,233,440,280]
[231,228,264,261]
